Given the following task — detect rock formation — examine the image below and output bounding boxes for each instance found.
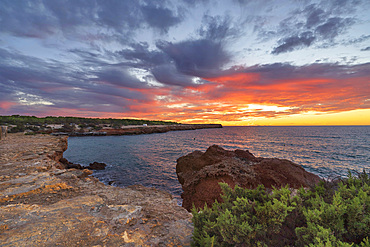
[0,133,192,246]
[177,145,321,211]
[58,158,107,170]
[86,161,107,170]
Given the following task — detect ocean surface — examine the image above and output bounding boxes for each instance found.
[64,126,370,201]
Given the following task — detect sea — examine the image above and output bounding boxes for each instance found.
[63,126,370,201]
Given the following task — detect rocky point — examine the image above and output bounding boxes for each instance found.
[176,145,321,211]
[0,133,193,246]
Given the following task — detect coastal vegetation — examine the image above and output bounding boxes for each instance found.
[0,115,178,133]
[191,170,369,246]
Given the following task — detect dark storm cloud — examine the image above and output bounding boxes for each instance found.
[272,32,316,54]
[361,47,370,51]
[304,4,326,29]
[157,39,231,77]
[93,68,148,89]
[151,64,196,87]
[144,14,239,86]
[315,17,354,40]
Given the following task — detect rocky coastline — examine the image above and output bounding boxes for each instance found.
[54,124,222,136]
[0,133,193,246]
[1,132,324,246]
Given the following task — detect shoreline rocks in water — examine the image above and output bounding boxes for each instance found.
[176,145,321,211]
[58,158,107,170]
[0,133,193,246]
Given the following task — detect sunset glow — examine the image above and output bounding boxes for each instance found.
[0,0,369,125]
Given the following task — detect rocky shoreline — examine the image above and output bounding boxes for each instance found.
[0,133,193,246]
[1,132,324,246]
[54,124,222,136]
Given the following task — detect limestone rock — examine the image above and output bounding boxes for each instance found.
[177,145,321,211]
[0,133,193,246]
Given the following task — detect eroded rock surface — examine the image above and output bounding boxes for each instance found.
[0,133,193,246]
[177,145,321,211]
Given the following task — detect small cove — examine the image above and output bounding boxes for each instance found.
[64,126,370,201]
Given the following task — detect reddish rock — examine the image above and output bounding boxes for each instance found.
[176,145,321,211]
[87,161,107,170]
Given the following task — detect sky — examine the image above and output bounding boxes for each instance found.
[0,0,369,126]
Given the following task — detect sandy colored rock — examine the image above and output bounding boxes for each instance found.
[177,145,321,211]
[0,133,193,246]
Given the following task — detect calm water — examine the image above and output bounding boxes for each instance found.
[64,126,370,200]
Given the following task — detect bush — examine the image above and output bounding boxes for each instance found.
[191,170,369,247]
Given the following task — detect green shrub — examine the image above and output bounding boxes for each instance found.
[192,184,297,246]
[191,170,369,247]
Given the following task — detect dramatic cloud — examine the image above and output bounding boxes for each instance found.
[315,17,354,40]
[266,1,363,54]
[0,48,151,115]
[0,0,184,45]
[0,0,369,124]
[151,64,197,87]
[93,68,149,89]
[157,39,231,77]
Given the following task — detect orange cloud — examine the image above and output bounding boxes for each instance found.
[204,72,260,85]
[122,73,369,125]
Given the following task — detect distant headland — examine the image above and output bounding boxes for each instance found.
[0,115,222,136]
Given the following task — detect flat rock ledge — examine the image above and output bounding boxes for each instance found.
[177,145,321,211]
[0,133,192,246]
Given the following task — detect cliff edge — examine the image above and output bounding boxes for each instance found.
[0,133,193,246]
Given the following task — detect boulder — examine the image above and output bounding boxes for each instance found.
[176,145,321,211]
[86,161,107,170]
